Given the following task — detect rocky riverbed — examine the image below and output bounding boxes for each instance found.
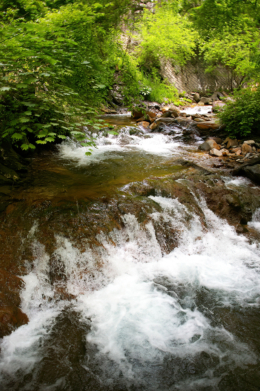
[0,108,260,390]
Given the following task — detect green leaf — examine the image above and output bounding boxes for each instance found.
[24,111,32,116]
[0,87,11,91]
[85,152,92,156]
[11,133,23,140]
[20,117,30,123]
[57,135,67,139]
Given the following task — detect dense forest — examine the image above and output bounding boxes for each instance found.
[1,0,260,154]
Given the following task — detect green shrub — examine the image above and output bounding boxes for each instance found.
[219,87,260,137]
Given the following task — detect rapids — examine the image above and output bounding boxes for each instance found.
[0,113,260,390]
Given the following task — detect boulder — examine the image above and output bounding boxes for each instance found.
[244,140,255,145]
[243,164,260,184]
[209,148,223,157]
[199,139,220,151]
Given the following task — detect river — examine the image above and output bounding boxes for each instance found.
[0,111,260,390]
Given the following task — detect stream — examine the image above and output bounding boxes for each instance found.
[0,110,260,390]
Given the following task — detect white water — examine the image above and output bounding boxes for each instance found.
[58,127,185,166]
[249,208,260,231]
[1,189,260,388]
[181,105,212,116]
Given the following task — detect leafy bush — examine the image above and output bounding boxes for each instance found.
[219,87,260,137]
[0,1,133,153]
[140,74,178,104]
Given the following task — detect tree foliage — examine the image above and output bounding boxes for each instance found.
[0,0,133,152]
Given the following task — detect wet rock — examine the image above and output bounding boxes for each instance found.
[199,139,220,151]
[0,269,29,338]
[243,164,260,184]
[232,156,260,184]
[150,117,177,131]
[209,148,222,157]
[225,194,241,209]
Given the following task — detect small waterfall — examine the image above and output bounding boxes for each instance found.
[1,190,260,390]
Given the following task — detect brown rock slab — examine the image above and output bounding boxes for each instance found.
[196,122,219,130]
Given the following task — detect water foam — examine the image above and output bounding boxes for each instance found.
[1,193,260,388]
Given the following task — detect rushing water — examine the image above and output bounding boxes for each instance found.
[0,113,260,390]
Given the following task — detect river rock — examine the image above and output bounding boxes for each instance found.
[147,110,157,119]
[244,140,255,145]
[209,148,223,157]
[139,121,150,129]
[199,139,220,151]
[150,117,177,131]
[226,138,238,149]
[232,156,260,184]
[161,105,180,118]
[194,118,205,122]
[242,143,252,154]
[146,101,161,110]
[209,137,223,144]
[200,97,212,105]
[193,92,200,103]
[242,164,260,184]
[196,122,219,130]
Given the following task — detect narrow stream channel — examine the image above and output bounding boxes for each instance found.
[0,111,260,390]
